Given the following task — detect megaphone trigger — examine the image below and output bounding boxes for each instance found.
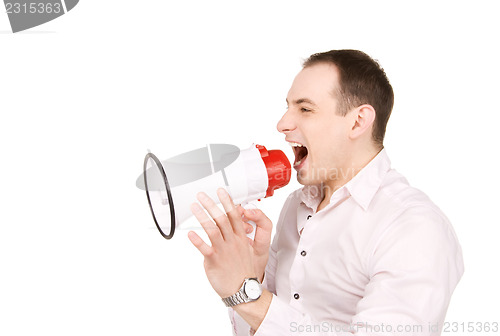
[241,201,259,240]
[246,221,257,241]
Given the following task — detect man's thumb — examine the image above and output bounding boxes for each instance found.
[243,208,272,231]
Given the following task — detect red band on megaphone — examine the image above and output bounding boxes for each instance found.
[256,144,292,197]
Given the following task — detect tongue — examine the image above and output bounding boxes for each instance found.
[295,147,308,165]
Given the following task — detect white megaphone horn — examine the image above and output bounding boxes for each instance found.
[136,143,291,240]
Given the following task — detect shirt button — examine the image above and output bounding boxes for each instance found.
[294,293,300,300]
[307,215,312,220]
[300,250,307,256]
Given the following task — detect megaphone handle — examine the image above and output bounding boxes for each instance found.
[241,201,258,240]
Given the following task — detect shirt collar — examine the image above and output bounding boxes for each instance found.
[299,148,391,211]
[344,148,391,210]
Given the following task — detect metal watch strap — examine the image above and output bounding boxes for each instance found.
[222,290,247,307]
[222,278,259,307]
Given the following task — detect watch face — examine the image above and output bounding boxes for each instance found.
[244,279,262,300]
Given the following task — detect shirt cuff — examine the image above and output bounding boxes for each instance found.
[253,294,304,336]
[228,307,251,335]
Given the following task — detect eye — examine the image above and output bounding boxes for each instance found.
[301,107,312,113]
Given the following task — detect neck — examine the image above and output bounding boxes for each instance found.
[318,146,382,211]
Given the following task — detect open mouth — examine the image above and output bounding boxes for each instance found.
[289,142,309,169]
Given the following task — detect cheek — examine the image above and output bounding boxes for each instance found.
[311,144,335,168]
[311,121,344,149]
[308,122,345,166]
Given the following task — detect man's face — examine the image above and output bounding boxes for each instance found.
[277,63,353,186]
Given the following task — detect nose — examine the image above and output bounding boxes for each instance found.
[277,110,296,134]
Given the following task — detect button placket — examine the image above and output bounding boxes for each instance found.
[292,214,312,305]
[291,207,313,307]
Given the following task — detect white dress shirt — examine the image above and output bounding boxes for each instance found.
[229,148,464,335]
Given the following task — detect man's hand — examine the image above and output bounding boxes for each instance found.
[238,205,273,282]
[188,188,268,298]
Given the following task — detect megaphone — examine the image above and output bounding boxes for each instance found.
[136,144,291,240]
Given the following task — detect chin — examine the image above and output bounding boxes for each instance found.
[296,172,318,186]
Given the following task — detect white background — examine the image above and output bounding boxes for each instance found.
[1,1,499,335]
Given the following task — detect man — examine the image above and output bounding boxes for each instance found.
[187,49,464,335]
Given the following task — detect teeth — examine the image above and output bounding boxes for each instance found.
[295,159,303,166]
[289,142,304,147]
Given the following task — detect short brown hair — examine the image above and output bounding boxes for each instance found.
[303,49,394,147]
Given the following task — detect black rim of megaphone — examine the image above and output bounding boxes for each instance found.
[144,152,176,240]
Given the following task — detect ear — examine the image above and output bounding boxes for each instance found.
[349,104,376,140]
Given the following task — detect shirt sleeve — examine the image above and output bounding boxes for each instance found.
[252,206,464,336]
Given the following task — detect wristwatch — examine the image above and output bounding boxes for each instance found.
[222,278,263,307]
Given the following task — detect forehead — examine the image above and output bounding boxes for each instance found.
[287,63,340,103]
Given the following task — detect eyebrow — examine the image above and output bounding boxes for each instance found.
[286,98,318,107]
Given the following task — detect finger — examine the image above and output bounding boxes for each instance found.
[236,204,245,217]
[190,202,223,246]
[244,208,272,232]
[188,231,214,257]
[217,188,246,237]
[238,205,250,231]
[244,222,254,234]
[196,192,233,241]
[247,237,254,246]
[244,208,272,253]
